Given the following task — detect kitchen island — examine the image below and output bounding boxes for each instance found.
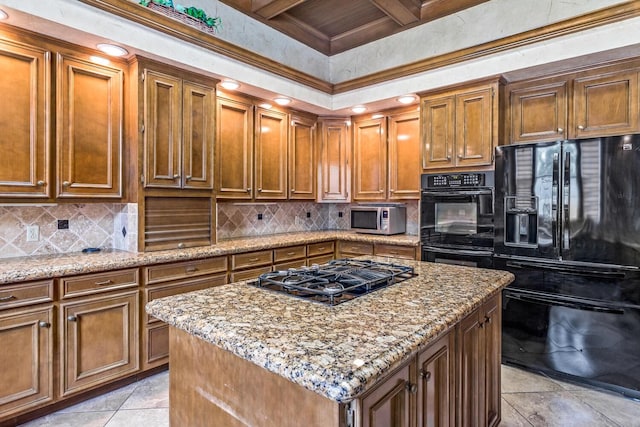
[146,257,514,427]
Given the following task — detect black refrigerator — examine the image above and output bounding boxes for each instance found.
[494,134,640,398]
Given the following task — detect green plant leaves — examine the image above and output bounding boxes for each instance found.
[140,0,221,31]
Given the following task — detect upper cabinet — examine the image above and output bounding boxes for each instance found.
[289,114,317,200]
[254,107,288,200]
[56,53,123,198]
[506,61,640,144]
[387,110,420,200]
[318,118,351,202]
[421,78,501,172]
[0,38,50,198]
[353,117,387,201]
[142,66,215,190]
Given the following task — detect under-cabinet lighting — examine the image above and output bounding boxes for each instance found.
[371,113,384,119]
[0,9,8,20]
[220,80,240,90]
[397,95,417,105]
[274,97,291,106]
[96,43,128,57]
[90,56,111,66]
[351,106,366,114]
[259,103,272,109]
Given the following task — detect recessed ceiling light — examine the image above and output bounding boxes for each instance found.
[274,97,291,106]
[0,9,8,20]
[259,103,273,109]
[220,79,240,90]
[351,106,367,114]
[397,95,417,105]
[96,43,128,57]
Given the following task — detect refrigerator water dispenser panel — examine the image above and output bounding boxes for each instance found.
[504,196,538,247]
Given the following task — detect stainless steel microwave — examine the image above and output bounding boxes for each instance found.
[350,205,406,235]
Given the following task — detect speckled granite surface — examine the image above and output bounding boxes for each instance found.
[146,257,513,402]
[0,231,419,284]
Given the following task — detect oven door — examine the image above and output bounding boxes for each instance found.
[422,245,493,268]
[420,189,493,248]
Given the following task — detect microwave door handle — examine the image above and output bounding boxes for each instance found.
[552,152,559,249]
[563,151,571,250]
[422,190,490,197]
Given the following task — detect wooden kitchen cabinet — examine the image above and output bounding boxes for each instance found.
[374,243,417,260]
[361,362,413,427]
[457,293,501,427]
[306,241,336,265]
[289,114,317,200]
[421,79,500,171]
[56,53,124,198]
[273,245,306,270]
[255,107,288,199]
[0,38,50,198]
[143,65,215,190]
[318,118,351,202]
[58,269,139,397]
[337,240,374,258]
[417,330,455,427]
[388,110,421,200]
[353,116,387,201]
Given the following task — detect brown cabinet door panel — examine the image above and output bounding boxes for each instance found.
[56,54,123,198]
[361,363,412,427]
[455,88,493,167]
[216,97,253,198]
[417,331,455,427]
[182,81,214,189]
[144,70,182,188]
[0,306,53,418]
[483,295,502,427]
[255,108,288,199]
[422,96,455,170]
[510,82,567,143]
[319,119,350,202]
[388,111,420,200]
[353,117,387,201]
[0,40,50,197]
[289,116,316,199]
[573,71,639,138]
[457,308,484,427]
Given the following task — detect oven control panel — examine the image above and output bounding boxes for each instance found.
[422,172,493,189]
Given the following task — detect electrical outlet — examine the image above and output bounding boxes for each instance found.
[58,219,69,230]
[338,212,343,218]
[26,225,39,242]
[257,213,263,220]
[306,212,311,218]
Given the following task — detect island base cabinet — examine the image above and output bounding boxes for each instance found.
[417,331,455,427]
[169,327,343,427]
[360,363,413,427]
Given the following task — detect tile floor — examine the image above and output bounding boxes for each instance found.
[19,365,640,426]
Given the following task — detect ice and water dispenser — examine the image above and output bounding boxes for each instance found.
[504,196,538,246]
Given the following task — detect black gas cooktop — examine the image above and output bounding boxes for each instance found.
[249,259,416,306]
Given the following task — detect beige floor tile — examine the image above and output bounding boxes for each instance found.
[119,371,169,410]
[18,411,114,427]
[504,391,618,427]
[104,408,169,427]
[500,398,533,427]
[501,365,564,393]
[572,388,640,427]
[57,382,137,413]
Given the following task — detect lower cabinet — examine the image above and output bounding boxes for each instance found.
[360,363,413,427]
[417,331,455,427]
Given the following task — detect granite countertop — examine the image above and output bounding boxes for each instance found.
[145,257,514,403]
[0,231,419,285]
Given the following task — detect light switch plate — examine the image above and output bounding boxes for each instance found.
[26,225,39,242]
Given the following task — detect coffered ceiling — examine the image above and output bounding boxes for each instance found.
[219,0,489,55]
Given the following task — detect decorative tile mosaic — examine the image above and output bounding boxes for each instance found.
[0,203,137,259]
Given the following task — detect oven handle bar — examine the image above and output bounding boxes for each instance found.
[505,260,627,279]
[504,291,625,315]
[421,190,491,197]
[423,246,493,257]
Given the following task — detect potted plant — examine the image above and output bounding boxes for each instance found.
[140,0,222,34]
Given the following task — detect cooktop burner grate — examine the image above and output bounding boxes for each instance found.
[249,259,416,306]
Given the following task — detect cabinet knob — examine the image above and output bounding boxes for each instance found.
[291,188,295,192]
[421,370,432,381]
[67,315,78,322]
[258,188,262,192]
[247,188,252,193]
[577,125,585,130]
[37,180,45,186]
[186,175,192,180]
[405,381,418,394]
[484,315,492,325]
[173,174,180,179]
[177,243,185,249]
[557,128,564,133]
[457,154,463,159]
[446,155,451,160]
[39,321,51,328]
[0,295,15,302]
[62,181,71,187]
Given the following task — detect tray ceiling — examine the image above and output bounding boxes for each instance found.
[219,0,489,55]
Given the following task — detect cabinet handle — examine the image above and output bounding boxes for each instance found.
[457,154,463,159]
[177,243,185,249]
[479,321,484,329]
[0,295,15,302]
[484,315,492,325]
[317,247,325,251]
[421,370,432,381]
[173,174,180,179]
[577,125,585,130]
[247,188,252,193]
[286,252,296,256]
[405,381,418,394]
[291,188,295,192]
[37,180,45,186]
[39,321,51,328]
[185,266,198,273]
[94,280,113,286]
[446,155,451,160]
[258,188,262,192]
[557,128,564,133]
[249,257,259,262]
[67,315,78,322]
[62,181,71,187]
[186,175,192,180]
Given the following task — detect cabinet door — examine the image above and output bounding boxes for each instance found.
[182,81,214,189]
[353,117,386,201]
[216,97,253,199]
[457,307,484,427]
[509,82,567,143]
[0,306,53,418]
[0,40,50,197]
[255,107,288,199]
[455,87,494,168]
[318,119,350,202]
[289,115,316,200]
[144,70,182,188]
[573,71,639,138]
[483,294,501,427]
[56,54,123,198]
[422,96,455,170]
[60,290,139,396]
[417,330,455,427]
[361,363,413,427]
[388,111,420,200]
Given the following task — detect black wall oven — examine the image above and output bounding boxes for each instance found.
[420,172,494,268]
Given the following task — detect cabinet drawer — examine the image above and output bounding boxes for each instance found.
[273,245,306,263]
[307,254,335,266]
[229,266,272,283]
[231,250,273,270]
[374,244,416,260]
[307,241,335,257]
[60,269,139,298]
[0,280,54,311]
[338,241,374,256]
[144,274,227,324]
[144,257,228,285]
[274,259,307,271]
[144,322,170,368]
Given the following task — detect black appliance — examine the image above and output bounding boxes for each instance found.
[420,172,494,268]
[250,259,416,306]
[495,134,640,398]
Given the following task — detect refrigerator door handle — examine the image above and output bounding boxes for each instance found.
[504,291,625,315]
[563,151,571,250]
[552,152,559,249]
[505,260,628,279]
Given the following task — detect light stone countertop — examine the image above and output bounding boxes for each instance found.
[0,231,419,285]
[145,257,514,402]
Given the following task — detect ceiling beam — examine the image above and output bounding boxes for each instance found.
[370,0,420,26]
[254,0,308,20]
[421,0,489,23]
